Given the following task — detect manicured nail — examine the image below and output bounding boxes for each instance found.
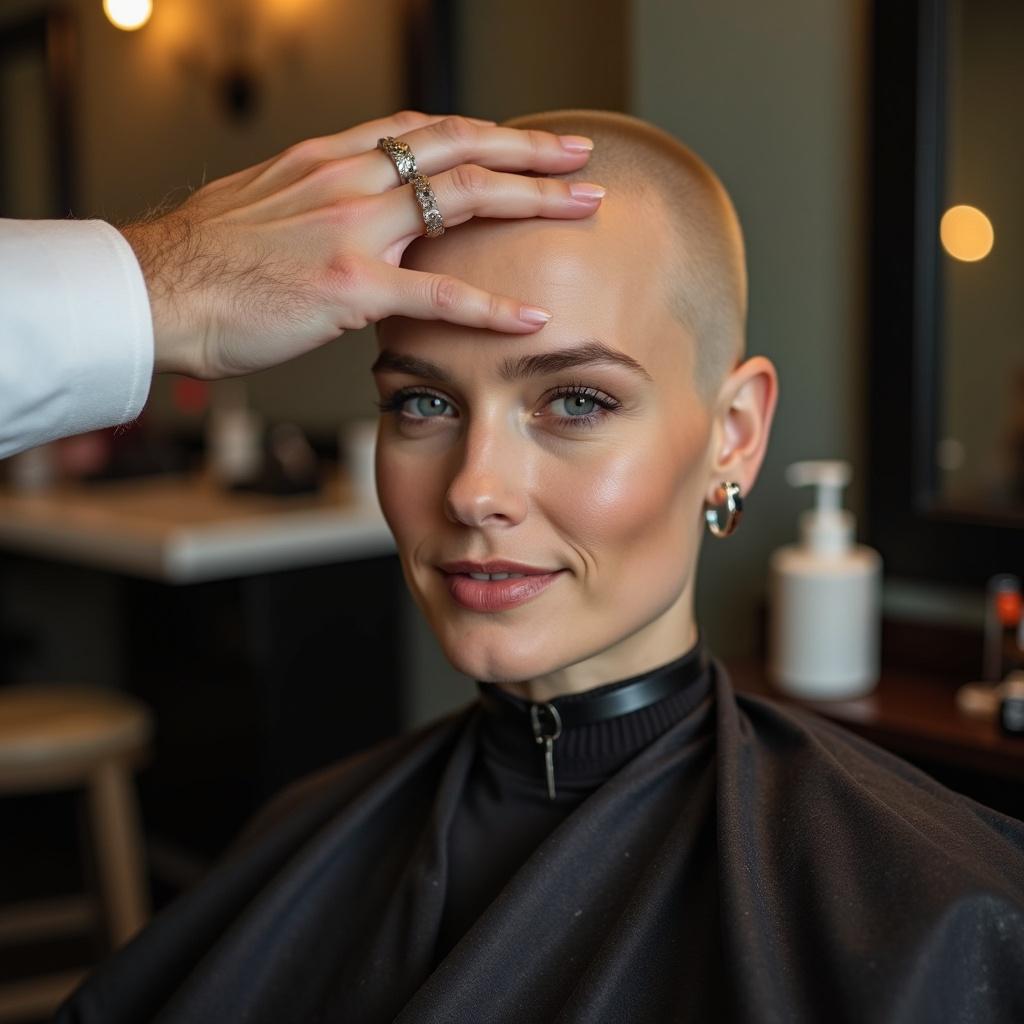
[520,305,553,325]
[569,182,606,201]
[560,135,594,152]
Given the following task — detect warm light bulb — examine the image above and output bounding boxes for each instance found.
[940,204,994,262]
[103,0,153,31]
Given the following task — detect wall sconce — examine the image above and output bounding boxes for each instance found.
[940,204,995,263]
[103,0,153,32]
[102,0,306,121]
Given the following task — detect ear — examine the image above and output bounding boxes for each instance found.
[704,355,779,504]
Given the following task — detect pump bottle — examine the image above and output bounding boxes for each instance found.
[768,460,882,699]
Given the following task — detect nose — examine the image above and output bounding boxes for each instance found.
[444,420,529,528]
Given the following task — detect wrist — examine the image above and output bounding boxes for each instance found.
[118,216,204,377]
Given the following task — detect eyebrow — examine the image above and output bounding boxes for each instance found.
[370,339,653,384]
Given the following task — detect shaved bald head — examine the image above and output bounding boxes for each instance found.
[503,109,747,403]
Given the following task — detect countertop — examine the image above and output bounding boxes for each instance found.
[0,471,395,583]
[730,659,1024,784]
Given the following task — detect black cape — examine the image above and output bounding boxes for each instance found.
[56,654,1024,1022]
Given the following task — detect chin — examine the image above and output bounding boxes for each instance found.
[429,610,638,686]
[433,620,562,684]
[409,564,687,687]
[408,567,576,683]
[423,600,615,683]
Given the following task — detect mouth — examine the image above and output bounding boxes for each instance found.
[438,560,560,578]
[437,560,567,612]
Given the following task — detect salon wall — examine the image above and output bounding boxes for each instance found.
[457,0,629,120]
[633,0,871,661]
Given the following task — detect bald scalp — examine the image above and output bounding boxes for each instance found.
[504,110,747,404]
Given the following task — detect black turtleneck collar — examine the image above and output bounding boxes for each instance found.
[474,635,713,798]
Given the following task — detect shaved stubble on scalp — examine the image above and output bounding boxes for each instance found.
[503,109,748,404]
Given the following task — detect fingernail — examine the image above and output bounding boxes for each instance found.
[520,305,553,325]
[569,182,606,201]
[469,117,498,125]
[560,135,594,152]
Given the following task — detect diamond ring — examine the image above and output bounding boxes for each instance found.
[377,136,418,185]
[408,173,445,238]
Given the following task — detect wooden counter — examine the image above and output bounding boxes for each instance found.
[730,660,1024,818]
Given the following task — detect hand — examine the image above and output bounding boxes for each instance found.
[118,111,603,380]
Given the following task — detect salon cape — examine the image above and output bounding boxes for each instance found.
[56,655,1024,1023]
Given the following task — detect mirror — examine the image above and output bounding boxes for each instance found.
[867,0,1023,587]
[938,0,1024,514]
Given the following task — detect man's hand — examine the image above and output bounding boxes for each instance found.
[118,110,603,380]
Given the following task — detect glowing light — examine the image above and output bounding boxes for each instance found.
[940,204,994,262]
[103,0,153,31]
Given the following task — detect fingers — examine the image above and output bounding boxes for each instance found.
[357,116,594,194]
[330,111,496,162]
[206,114,596,226]
[357,165,606,249]
[367,263,555,333]
[225,112,495,201]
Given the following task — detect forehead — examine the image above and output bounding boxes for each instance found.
[381,193,694,383]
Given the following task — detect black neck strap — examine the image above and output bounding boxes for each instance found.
[476,638,709,800]
[477,639,709,729]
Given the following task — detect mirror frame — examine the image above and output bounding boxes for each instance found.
[867,0,1023,586]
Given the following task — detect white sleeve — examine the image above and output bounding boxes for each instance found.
[0,218,154,459]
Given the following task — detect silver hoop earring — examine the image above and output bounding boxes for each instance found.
[705,481,743,538]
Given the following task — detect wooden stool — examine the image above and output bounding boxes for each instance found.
[0,684,153,1022]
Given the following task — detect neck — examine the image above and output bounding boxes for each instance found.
[495,584,698,703]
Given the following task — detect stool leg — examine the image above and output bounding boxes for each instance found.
[86,757,150,946]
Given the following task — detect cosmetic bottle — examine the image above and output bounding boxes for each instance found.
[206,382,263,488]
[983,574,1024,682]
[768,460,883,699]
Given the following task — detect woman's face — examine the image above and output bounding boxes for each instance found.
[374,199,723,695]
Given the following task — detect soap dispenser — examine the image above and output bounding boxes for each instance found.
[768,460,882,699]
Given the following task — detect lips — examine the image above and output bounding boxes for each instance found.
[439,560,558,576]
[438,559,566,612]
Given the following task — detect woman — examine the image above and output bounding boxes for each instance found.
[59,111,1024,1024]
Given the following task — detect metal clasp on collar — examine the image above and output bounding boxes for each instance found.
[530,702,563,801]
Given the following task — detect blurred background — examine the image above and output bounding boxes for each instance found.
[0,0,1022,1017]
[0,0,873,708]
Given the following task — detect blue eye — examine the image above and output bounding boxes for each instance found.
[407,394,450,417]
[546,385,620,427]
[555,394,598,417]
[376,389,453,420]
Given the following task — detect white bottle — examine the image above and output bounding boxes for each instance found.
[206,382,263,486]
[768,460,883,699]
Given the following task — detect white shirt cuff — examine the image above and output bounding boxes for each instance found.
[0,218,154,458]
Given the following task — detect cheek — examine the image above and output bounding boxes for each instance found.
[539,420,706,573]
[374,435,443,544]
